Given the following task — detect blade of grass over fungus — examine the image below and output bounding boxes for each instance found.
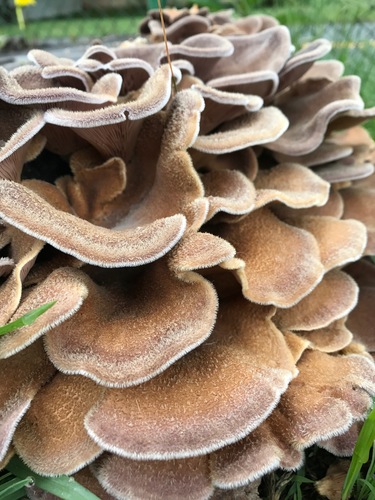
[6,456,100,500]
[0,301,56,336]
[342,399,375,500]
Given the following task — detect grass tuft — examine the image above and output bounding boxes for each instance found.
[342,399,375,500]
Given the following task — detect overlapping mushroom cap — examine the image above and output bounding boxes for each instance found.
[0,7,374,500]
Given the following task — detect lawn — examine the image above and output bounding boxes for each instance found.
[230,0,375,25]
[0,15,142,42]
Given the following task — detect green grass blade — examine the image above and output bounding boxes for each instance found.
[0,476,33,497]
[0,301,56,336]
[6,456,100,500]
[366,444,375,481]
[1,489,26,500]
[342,401,375,500]
[357,478,375,498]
[0,472,13,484]
[292,475,314,484]
[358,445,375,499]
[1,490,28,500]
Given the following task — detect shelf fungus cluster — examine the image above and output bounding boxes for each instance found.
[0,7,375,500]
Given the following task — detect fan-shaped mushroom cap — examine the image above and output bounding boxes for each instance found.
[296,318,353,353]
[0,67,118,105]
[0,229,44,325]
[44,258,219,388]
[328,125,375,163]
[193,107,289,154]
[210,422,304,489]
[273,187,344,219]
[0,257,13,278]
[203,27,291,84]
[209,70,280,100]
[191,146,259,182]
[329,106,375,132]
[13,374,102,476]
[299,59,344,83]
[85,297,295,460]
[273,140,353,167]
[57,156,126,224]
[41,65,94,92]
[211,349,375,489]
[254,163,330,209]
[45,64,176,129]
[187,81,263,135]
[278,39,332,92]
[318,423,362,457]
[28,49,74,68]
[221,13,278,35]
[0,266,89,358]
[43,66,182,192]
[0,180,186,267]
[0,340,55,463]
[115,41,166,70]
[283,216,367,272]
[219,208,324,307]
[169,232,235,272]
[111,88,204,228]
[143,7,211,41]
[167,33,234,62]
[180,27,289,98]
[314,159,374,183]
[150,15,211,44]
[0,107,45,181]
[275,350,375,447]
[94,454,213,500]
[340,341,373,360]
[7,89,206,254]
[274,270,358,331]
[75,57,154,94]
[200,169,256,220]
[269,77,365,155]
[341,186,375,255]
[79,44,117,64]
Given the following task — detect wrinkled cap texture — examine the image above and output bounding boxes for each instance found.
[0,6,374,500]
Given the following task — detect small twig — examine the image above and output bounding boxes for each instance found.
[157,0,177,95]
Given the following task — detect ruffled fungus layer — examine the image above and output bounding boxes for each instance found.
[0,6,374,500]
